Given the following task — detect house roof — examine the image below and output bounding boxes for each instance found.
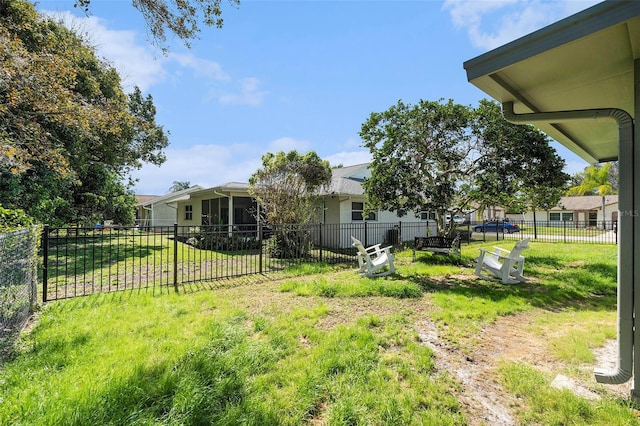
[217,182,250,191]
[177,166,372,200]
[183,182,251,199]
[135,194,160,205]
[553,195,618,211]
[463,0,640,163]
[136,185,204,206]
[323,163,370,196]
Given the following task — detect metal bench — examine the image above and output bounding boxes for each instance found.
[412,235,461,261]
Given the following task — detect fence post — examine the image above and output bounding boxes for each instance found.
[398,221,402,245]
[364,221,368,247]
[258,222,263,274]
[318,223,323,262]
[173,224,178,292]
[42,225,49,303]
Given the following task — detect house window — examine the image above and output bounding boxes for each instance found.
[550,212,573,221]
[351,202,377,221]
[420,211,436,221]
[184,205,193,221]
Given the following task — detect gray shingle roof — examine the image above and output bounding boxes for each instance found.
[553,195,618,211]
[322,163,369,196]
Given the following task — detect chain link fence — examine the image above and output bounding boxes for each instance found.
[1,226,39,337]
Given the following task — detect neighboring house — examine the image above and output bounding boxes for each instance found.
[170,164,437,248]
[136,186,204,227]
[505,195,619,228]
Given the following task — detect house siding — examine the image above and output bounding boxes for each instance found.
[136,186,204,228]
[506,196,619,229]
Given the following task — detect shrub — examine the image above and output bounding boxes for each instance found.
[265,229,312,259]
[0,205,33,232]
[187,226,260,251]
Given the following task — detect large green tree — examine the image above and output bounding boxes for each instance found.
[360,99,471,236]
[248,150,331,258]
[0,0,168,226]
[468,99,569,217]
[248,150,332,225]
[360,99,569,236]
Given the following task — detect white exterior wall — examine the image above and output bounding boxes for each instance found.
[323,197,342,224]
[321,197,436,248]
[508,205,619,225]
[137,202,178,227]
[176,200,202,228]
[600,203,619,221]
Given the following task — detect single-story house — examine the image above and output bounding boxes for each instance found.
[169,163,437,248]
[506,195,618,228]
[135,185,203,228]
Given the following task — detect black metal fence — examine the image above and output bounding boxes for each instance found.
[463,220,618,244]
[40,219,618,302]
[41,222,429,302]
[0,227,39,335]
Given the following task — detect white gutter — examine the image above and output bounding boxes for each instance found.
[502,101,634,385]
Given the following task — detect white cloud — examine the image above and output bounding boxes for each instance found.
[42,9,264,105]
[324,151,371,168]
[443,0,601,51]
[445,0,517,30]
[131,144,263,194]
[344,137,363,150]
[217,77,268,106]
[268,137,312,152]
[170,53,230,81]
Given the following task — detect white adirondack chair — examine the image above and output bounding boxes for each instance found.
[351,236,395,277]
[474,238,530,284]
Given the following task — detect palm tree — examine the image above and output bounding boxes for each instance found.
[566,163,616,228]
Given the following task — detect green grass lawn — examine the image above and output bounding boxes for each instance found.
[2,241,637,425]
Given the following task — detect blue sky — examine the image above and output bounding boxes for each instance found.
[37,0,600,195]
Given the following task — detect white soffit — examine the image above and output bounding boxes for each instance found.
[463,0,640,163]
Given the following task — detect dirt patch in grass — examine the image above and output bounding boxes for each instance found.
[206,276,632,424]
[425,311,633,425]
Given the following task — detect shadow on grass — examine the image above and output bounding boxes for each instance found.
[411,252,469,266]
[404,255,617,313]
[54,328,266,425]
